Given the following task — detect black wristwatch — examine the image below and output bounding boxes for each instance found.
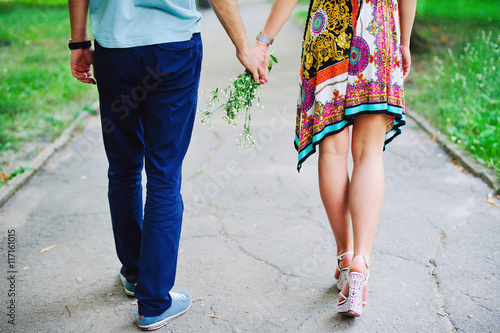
[68,39,92,50]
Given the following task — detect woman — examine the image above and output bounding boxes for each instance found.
[255,0,416,317]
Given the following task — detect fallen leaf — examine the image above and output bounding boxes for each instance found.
[487,193,500,207]
[40,244,57,253]
[0,172,8,182]
[436,312,446,317]
[208,314,221,319]
[431,26,438,32]
[89,279,100,286]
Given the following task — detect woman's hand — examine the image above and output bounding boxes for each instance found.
[401,44,411,80]
[236,42,270,84]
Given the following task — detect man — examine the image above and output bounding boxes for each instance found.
[68,0,270,330]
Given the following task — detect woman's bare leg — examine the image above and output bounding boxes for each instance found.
[340,114,388,301]
[318,128,353,277]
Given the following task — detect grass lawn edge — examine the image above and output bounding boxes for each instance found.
[407,109,500,195]
[0,101,99,208]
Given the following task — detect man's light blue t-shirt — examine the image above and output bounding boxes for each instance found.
[89,0,202,48]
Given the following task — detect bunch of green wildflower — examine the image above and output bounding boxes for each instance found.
[199,55,278,147]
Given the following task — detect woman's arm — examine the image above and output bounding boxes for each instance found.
[398,0,417,79]
[256,0,299,51]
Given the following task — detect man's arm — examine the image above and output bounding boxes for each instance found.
[209,0,269,83]
[68,0,95,84]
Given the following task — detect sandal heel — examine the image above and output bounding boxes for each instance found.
[337,255,370,317]
[335,252,353,290]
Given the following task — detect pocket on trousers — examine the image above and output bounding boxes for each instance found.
[156,36,196,52]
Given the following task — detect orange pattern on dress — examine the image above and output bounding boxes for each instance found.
[313,59,350,87]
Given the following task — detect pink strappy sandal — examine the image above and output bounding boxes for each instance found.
[335,251,353,290]
[337,255,370,317]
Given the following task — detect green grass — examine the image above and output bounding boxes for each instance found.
[13,0,67,6]
[407,2,500,176]
[417,0,500,21]
[409,32,499,173]
[0,166,27,187]
[0,2,97,153]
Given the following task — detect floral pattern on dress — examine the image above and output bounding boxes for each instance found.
[348,36,370,75]
[296,0,353,165]
[301,0,352,82]
[310,9,329,37]
[295,0,406,171]
[345,0,405,120]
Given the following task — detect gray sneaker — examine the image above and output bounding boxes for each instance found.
[119,273,136,297]
[137,290,192,331]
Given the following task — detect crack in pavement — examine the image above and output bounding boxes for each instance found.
[189,129,225,181]
[462,292,496,312]
[428,222,457,331]
[208,204,299,279]
[296,313,315,331]
[373,249,430,268]
[186,126,300,279]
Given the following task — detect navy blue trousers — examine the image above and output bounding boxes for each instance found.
[94,34,202,317]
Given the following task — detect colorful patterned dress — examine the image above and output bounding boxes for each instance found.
[295,0,405,171]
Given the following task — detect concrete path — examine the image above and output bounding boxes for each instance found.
[1,1,499,332]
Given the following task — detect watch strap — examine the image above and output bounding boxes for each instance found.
[68,39,92,50]
[256,32,274,45]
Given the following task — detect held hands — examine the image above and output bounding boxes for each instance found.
[70,48,96,84]
[401,44,411,80]
[236,41,270,84]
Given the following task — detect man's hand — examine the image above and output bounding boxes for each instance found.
[70,48,96,84]
[236,41,270,84]
[210,0,271,84]
[401,44,411,80]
